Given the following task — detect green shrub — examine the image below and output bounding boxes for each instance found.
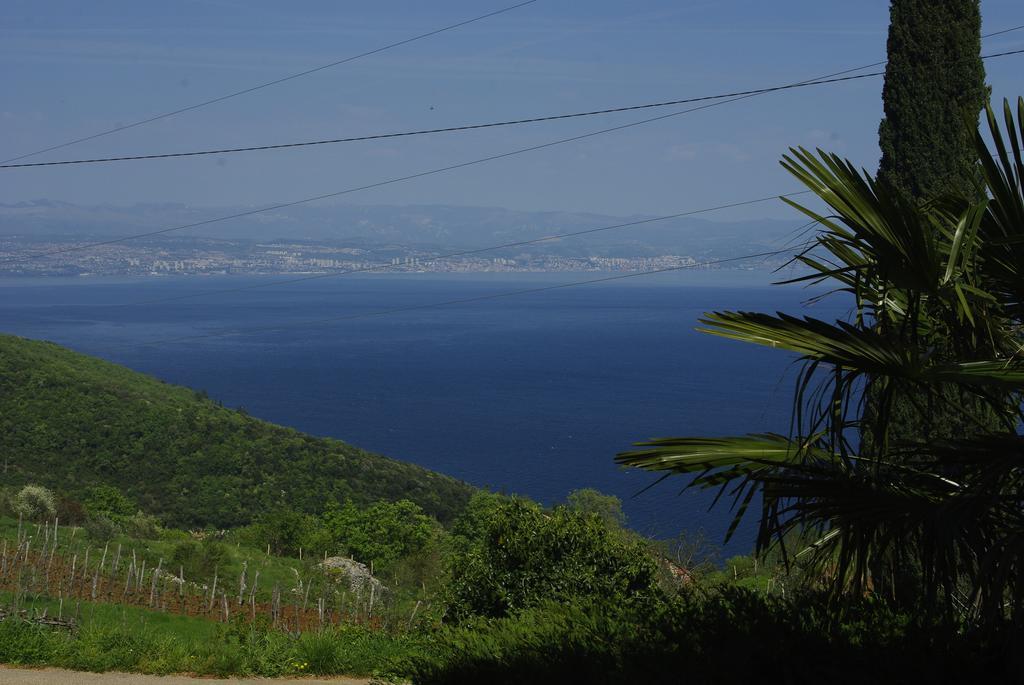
[293,630,339,674]
[169,538,229,581]
[83,485,135,522]
[320,499,438,571]
[122,511,161,539]
[450,491,507,546]
[444,498,661,622]
[412,589,1021,685]
[55,494,87,525]
[211,616,292,677]
[564,488,626,528]
[82,514,119,542]
[0,621,64,665]
[61,624,167,672]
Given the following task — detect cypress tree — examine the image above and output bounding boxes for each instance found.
[877,0,986,201]
[864,0,999,459]
[866,2,1003,603]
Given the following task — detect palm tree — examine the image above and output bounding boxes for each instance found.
[617,98,1024,624]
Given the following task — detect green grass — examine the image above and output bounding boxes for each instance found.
[0,517,430,679]
[0,593,220,643]
[0,596,424,679]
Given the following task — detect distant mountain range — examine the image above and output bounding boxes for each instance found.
[0,199,803,259]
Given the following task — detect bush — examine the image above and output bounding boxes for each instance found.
[320,499,438,571]
[444,498,661,622]
[252,508,314,557]
[293,630,339,674]
[449,491,508,551]
[291,625,425,678]
[84,485,135,521]
[55,494,87,525]
[122,510,162,539]
[412,590,1022,685]
[564,488,626,528]
[169,539,229,581]
[61,624,176,673]
[0,621,64,665]
[13,484,57,521]
[83,514,120,542]
[249,499,441,573]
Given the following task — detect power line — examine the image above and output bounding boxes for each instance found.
[0,102,823,264]
[0,57,939,265]
[7,46,1024,171]
[5,26,1022,171]
[0,0,538,166]
[6,42,1021,265]
[121,190,813,307]
[0,74,887,170]
[20,22,1021,347]
[125,243,814,350]
[984,23,1024,38]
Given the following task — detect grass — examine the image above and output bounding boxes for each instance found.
[0,592,220,643]
[0,595,423,679]
[0,517,430,679]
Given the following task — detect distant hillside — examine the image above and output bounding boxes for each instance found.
[0,199,798,258]
[0,334,473,528]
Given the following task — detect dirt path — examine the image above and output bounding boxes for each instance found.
[0,666,373,684]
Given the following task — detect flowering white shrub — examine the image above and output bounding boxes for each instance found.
[13,484,56,521]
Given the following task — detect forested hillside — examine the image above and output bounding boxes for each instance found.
[0,334,473,527]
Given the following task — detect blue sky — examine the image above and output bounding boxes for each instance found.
[1,0,1021,221]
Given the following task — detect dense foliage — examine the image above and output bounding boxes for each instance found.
[2,483,1019,682]
[242,498,442,579]
[11,484,56,521]
[412,591,1019,685]
[619,99,1024,626]
[870,0,1000,457]
[0,334,473,528]
[877,0,986,201]
[444,496,662,623]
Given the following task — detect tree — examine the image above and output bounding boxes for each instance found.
[170,538,228,581]
[564,488,626,528]
[618,99,1024,626]
[318,498,438,571]
[877,0,986,201]
[254,507,314,557]
[869,0,999,454]
[450,491,509,545]
[83,484,135,521]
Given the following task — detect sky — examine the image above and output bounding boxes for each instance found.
[1,0,1022,222]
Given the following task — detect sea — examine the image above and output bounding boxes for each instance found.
[0,270,847,554]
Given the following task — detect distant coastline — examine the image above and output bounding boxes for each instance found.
[0,199,802,277]
[0,235,795,278]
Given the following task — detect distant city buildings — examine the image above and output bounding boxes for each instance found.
[0,236,777,278]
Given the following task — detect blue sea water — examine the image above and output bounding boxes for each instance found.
[0,271,847,553]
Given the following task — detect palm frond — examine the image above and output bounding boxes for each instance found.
[618,99,1024,622]
[616,433,833,475]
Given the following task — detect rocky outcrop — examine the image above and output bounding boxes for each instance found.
[320,556,387,596]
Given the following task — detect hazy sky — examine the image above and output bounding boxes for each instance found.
[1,1,1022,221]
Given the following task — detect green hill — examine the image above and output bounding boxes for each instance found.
[0,334,473,528]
